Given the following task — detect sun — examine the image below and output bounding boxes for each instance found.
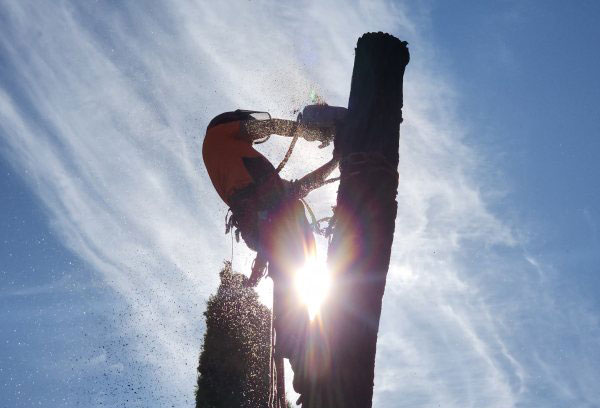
[295,257,332,320]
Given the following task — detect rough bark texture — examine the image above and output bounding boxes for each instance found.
[304,32,409,408]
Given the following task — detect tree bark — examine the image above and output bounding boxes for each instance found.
[305,32,409,408]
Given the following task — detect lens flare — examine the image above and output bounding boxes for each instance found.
[295,258,331,320]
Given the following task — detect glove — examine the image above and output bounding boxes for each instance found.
[298,104,347,128]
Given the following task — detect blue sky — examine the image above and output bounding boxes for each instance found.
[1,1,599,407]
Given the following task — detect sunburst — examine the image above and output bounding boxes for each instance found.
[295,257,331,320]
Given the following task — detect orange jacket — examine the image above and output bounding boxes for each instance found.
[203,120,275,206]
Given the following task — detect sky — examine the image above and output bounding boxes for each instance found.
[1,1,599,407]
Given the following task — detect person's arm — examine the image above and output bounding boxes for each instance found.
[292,156,340,199]
[241,119,335,145]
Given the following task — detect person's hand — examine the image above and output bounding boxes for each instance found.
[317,126,335,148]
[298,105,347,128]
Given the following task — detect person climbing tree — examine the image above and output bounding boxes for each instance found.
[202,106,345,403]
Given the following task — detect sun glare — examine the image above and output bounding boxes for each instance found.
[295,258,332,320]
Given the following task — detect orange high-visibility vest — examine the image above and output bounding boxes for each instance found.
[202,120,275,206]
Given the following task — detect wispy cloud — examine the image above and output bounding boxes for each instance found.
[1,1,598,407]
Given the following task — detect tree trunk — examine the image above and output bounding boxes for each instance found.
[306,32,409,408]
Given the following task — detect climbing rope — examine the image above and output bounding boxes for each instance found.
[275,122,300,174]
[268,290,286,408]
[298,197,338,238]
[341,151,399,181]
[268,307,276,407]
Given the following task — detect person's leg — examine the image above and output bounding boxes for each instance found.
[291,157,339,199]
[271,271,305,359]
[271,269,312,401]
[264,198,318,401]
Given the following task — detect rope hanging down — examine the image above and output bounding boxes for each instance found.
[268,289,286,408]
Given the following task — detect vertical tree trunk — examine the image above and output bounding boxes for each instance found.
[307,32,409,408]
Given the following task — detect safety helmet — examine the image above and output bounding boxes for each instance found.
[207,109,271,130]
